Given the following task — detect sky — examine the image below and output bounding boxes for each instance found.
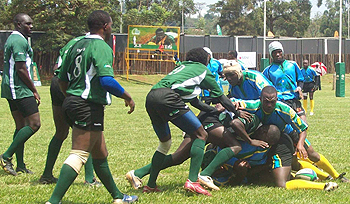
[194,0,327,19]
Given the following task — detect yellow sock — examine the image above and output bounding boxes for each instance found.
[310,100,314,113]
[298,160,330,180]
[315,154,340,179]
[303,99,308,113]
[286,179,325,190]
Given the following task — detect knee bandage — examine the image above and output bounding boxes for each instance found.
[63,150,90,174]
[156,139,172,154]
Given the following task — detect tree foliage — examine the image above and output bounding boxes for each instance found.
[319,0,348,37]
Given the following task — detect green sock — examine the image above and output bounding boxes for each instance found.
[93,158,123,199]
[42,136,63,177]
[200,147,235,176]
[134,154,173,179]
[12,129,25,169]
[147,151,166,188]
[3,126,34,160]
[84,155,94,183]
[48,164,78,204]
[188,139,205,182]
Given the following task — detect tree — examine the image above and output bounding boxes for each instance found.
[319,0,348,37]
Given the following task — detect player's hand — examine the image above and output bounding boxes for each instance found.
[237,110,252,122]
[294,143,308,159]
[215,103,225,112]
[34,92,41,106]
[235,160,251,169]
[295,87,303,99]
[124,98,135,114]
[250,139,269,148]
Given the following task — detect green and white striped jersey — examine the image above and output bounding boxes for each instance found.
[58,35,114,105]
[1,31,34,99]
[152,61,223,102]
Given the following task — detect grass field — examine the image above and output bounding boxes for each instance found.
[0,74,349,204]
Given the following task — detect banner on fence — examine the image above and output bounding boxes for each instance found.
[237,52,256,69]
[127,25,180,51]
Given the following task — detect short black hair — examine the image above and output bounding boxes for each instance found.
[185,48,208,66]
[261,86,277,95]
[87,10,111,32]
[228,50,238,59]
[13,13,28,26]
[156,28,164,34]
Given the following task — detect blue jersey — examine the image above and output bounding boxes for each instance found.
[201,58,223,97]
[301,66,317,83]
[262,60,304,100]
[237,99,308,134]
[228,70,273,100]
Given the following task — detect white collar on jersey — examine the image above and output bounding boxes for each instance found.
[11,31,26,39]
[85,34,103,40]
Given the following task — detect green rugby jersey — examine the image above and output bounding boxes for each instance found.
[152,61,223,101]
[55,35,86,75]
[1,31,34,99]
[58,35,114,105]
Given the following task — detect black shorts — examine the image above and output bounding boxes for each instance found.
[62,95,104,131]
[268,133,294,169]
[7,96,39,117]
[281,98,305,116]
[145,88,190,125]
[302,82,316,93]
[197,111,222,132]
[50,75,65,106]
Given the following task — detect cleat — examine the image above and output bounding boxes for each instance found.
[85,177,102,187]
[113,194,138,203]
[325,175,333,180]
[198,174,220,191]
[39,175,58,184]
[309,112,314,116]
[184,179,212,196]
[126,170,143,189]
[0,154,17,176]
[142,185,162,193]
[16,165,34,174]
[324,182,338,191]
[337,172,350,183]
[45,202,61,204]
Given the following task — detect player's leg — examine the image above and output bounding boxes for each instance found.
[172,111,211,196]
[309,91,314,115]
[302,92,308,114]
[286,179,338,191]
[41,77,69,182]
[1,97,40,176]
[11,110,25,173]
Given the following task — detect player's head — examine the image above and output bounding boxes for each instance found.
[269,41,284,63]
[303,59,309,68]
[155,28,165,41]
[186,48,209,66]
[260,86,277,114]
[87,10,112,42]
[13,13,33,38]
[254,124,280,146]
[203,47,213,59]
[222,61,243,86]
[228,50,238,60]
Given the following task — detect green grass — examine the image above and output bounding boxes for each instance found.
[0,74,350,203]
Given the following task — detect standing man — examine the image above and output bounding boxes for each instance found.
[263,41,306,124]
[0,13,41,176]
[228,50,246,71]
[39,34,100,186]
[46,10,138,204]
[301,59,319,115]
[200,47,224,104]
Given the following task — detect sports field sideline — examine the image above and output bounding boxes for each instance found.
[0,74,349,203]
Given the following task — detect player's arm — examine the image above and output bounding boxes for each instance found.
[15,61,40,105]
[217,95,252,121]
[189,97,219,114]
[230,118,269,148]
[99,76,135,114]
[58,78,68,97]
